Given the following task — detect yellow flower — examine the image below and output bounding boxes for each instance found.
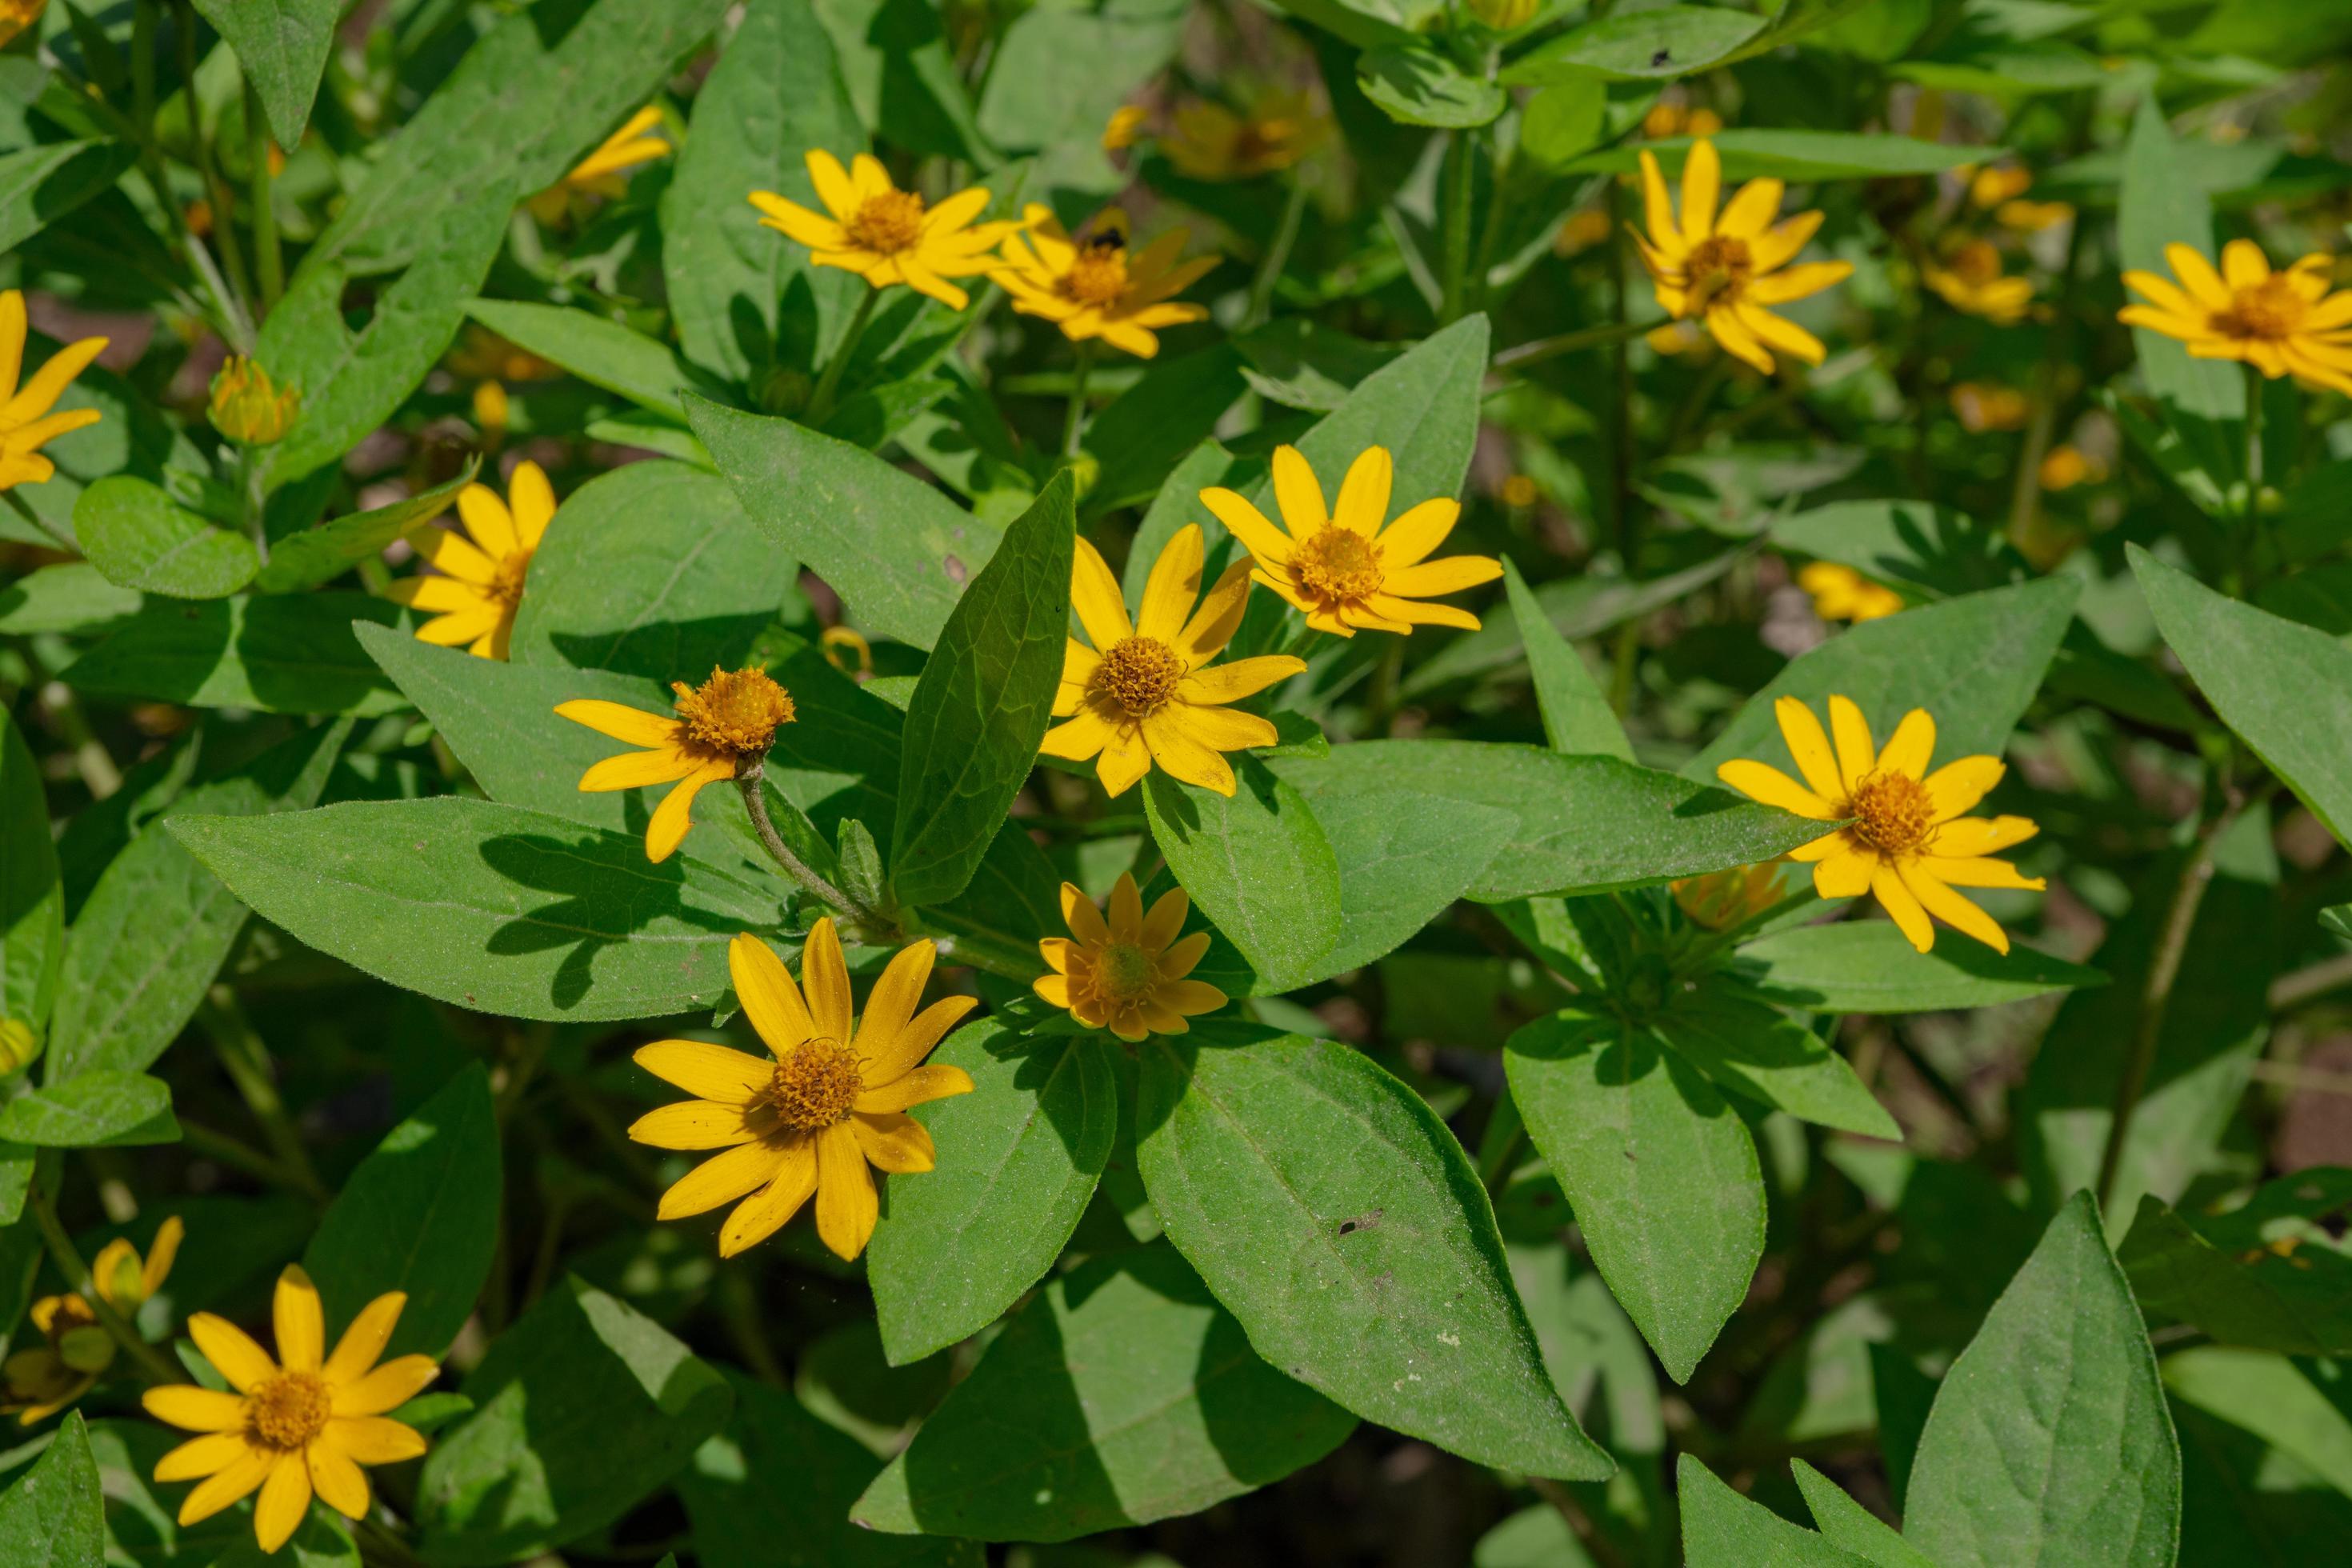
[3,1217,182,1425]
[2038,444,2106,491]
[1670,863,1784,931]
[1500,474,1540,509]
[557,666,796,863]
[0,1016,38,1072]
[1203,444,1502,638]
[1468,0,1540,29]
[1715,696,2046,954]
[0,0,44,49]
[629,925,976,1261]
[1924,238,2033,325]
[1631,139,1852,374]
[1040,526,1302,798]
[1798,562,1903,623]
[1038,873,1226,1040]
[206,356,300,446]
[994,207,1218,359]
[1968,166,2072,232]
[750,151,1020,311]
[382,460,556,660]
[1162,91,1326,182]
[527,105,670,221]
[2119,239,2352,394]
[1554,206,1612,256]
[1643,102,1722,139]
[1950,381,2028,433]
[1102,105,1146,151]
[1646,319,1712,358]
[142,1266,438,1556]
[0,290,106,492]
[471,379,510,438]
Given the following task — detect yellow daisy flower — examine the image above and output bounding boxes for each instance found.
[1630,139,1853,375]
[2,1217,182,1425]
[1715,695,2046,954]
[557,666,797,864]
[994,207,1219,360]
[629,925,976,1261]
[1670,863,1785,932]
[0,1,45,50]
[1924,238,2034,325]
[1798,562,1903,623]
[142,1266,438,1556]
[0,289,107,492]
[750,151,1021,312]
[1035,872,1226,1042]
[1202,444,1502,637]
[1967,165,2071,233]
[2038,444,2105,491]
[527,105,670,222]
[2119,239,2352,394]
[383,460,556,660]
[1162,91,1326,182]
[1102,105,1146,151]
[1039,526,1304,798]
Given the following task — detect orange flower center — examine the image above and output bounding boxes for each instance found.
[1062,235,1131,306]
[1096,942,1157,1002]
[1946,240,2004,286]
[846,190,926,254]
[671,667,796,757]
[1682,235,1754,309]
[1292,526,1384,604]
[2212,276,2306,342]
[770,1037,862,1131]
[487,548,534,608]
[247,1371,333,1450]
[1094,635,1186,718]
[1849,771,1934,856]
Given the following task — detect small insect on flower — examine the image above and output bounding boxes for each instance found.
[1162,91,1328,182]
[1630,138,1853,375]
[630,925,976,1261]
[382,460,557,660]
[1715,695,2046,954]
[1798,562,1903,624]
[1038,873,1227,1041]
[751,150,1022,311]
[2119,239,2352,394]
[206,356,300,446]
[3,1217,182,1425]
[0,288,107,493]
[1923,238,2034,326]
[1203,445,1502,637]
[143,1266,438,1555]
[994,207,1219,359]
[527,105,670,222]
[558,666,796,863]
[1041,525,1304,798]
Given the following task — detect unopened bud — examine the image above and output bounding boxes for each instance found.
[208,356,301,446]
[1467,0,1539,30]
[0,1018,38,1073]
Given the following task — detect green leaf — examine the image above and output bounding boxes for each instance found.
[1358,41,1508,129]
[2118,1171,2352,1355]
[1142,763,1342,995]
[890,472,1074,909]
[1082,345,1248,517]
[1771,499,2026,601]
[854,1244,1357,1540]
[974,0,1189,154]
[1792,1459,1939,1567]
[509,460,797,679]
[0,1410,102,1568]
[59,593,409,716]
[811,0,992,163]
[1906,1192,2180,1568]
[170,798,778,1022]
[867,1019,1116,1365]
[1502,7,1768,85]
[0,141,138,254]
[1728,921,2106,1014]
[2118,100,2244,466]
[1137,1026,1610,1478]
[1558,130,1990,181]
[1658,989,1898,1140]
[191,0,338,146]
[1261,0,1422,50]
[2134,546,2352,847]
[46,720,346,1080]
[71,477,260,599]
[2163,1347,2352,1506]
[1502,558,1632,761]
[1678,1454,1874,1566]
[0,1070,177,1147]
[58,1419,354,1564]
[465,301,704,421]
[418,1278,734,1566]
[1506,1008,1765,1382]
[0,709,62,1038]
[1519,78,1608,168]
[0,562,145,638]
[685,393,1001,650]
[253,466,477,594]
[1270,778,1518,983]
[1231,323,1401,415]
[304,1064,500,1361]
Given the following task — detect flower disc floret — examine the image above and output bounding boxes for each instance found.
[246,1373,332,1450]
[1292,526,1384,603]
[1095,636,1186,717]
[1849,771,1934,855]
[846,189,926,254]
[673,666,797,756]
[770,1038,862,1131]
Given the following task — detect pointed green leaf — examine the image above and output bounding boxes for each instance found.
[0,142,138,254]
[1729,921,2106,1014]
[59,594,410,715]
[465,301,704,420]
[1503,558,1632,761]
[1791,1460,1939,1567]
[0,1410,102,1568]
[1658,989,1898,1140]
[2118,101,2244,461]
[1678,1454,1874,1566]
[191,0,338,146]
[0,1071,176,1147]
[2118,1170,2352,1355]
[253,466,477,594]
[1142,762,1342,994]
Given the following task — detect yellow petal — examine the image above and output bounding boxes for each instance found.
[1176,562,1254,664]
[188,1314,278,1394]
[154,1431,249,1482]
[814,1123,878,1261]
[853,940,938,1068]
[1876,709,1936,780]
[850,1111,937,1174]
[306,1438,372,1519]
[629,1100,760,1150]
[718,1141,819,1257]
[632,1039,771,1102]
[1373,497,1461,570]
[1270,446,1329,538]
[578,747,701,792]
[253,1452,313,1554]
[1060,882,1109,946]
[1108,870,1144,942]
[1198,486,1295,567]
[554,699,677,750]
[1812,849,1873,899]
[1070,536,1134,650]
[330,1354,438,1418]
[1870,864,1935,953]
[1927,815,2038,858]
[1916,854,2044,892]
[321,1292,406,1386]
[1826,696,1875,796]
[1922,756,2004,822]
[854,1063,974,1114]
[656,1139,792,1220]
[324,1414,428,1466]
[1332,446,1393,535]
[645,762,729,862]
[861,994,977,1086]
[1714,760,1838,819]
[1135,524,1204,643]
[728,933,816,1055]
[145,1383,249,1432]
[175,1445,273,1526]
[1898,863,2010,953]
[1680,138,1722,240]
[799,917,854,1043]
[274,1266,326,1373]
[509,460,558,547]
[1140,710,1237,795]
[457,483,518,559]
[1772,696,1846,803]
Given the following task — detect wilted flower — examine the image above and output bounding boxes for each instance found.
[2038,445,2106,491]
[820,625,873,678]
[559,666,797,862]
[751,151,1020,311]
[994,207,1218,359]
[3,1218,182,1425]
[0,289,106,492]
[207,356,300,446]
[1643,102,1722,139]
[1967,165,2070,232]
[0,0,45,48]
[1038,873,1226,1041]
[2120,239,2352,394]
[1671,864,1786,931]
[384,461,556,660]
[1798,562,1903,623]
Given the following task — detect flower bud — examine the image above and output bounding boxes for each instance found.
[1467,0,1539,30]
[0,1017,38,1073]
[208,356,300,446]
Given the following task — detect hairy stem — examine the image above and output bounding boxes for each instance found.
[734,767,871,927]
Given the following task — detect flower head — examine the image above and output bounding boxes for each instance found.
[3,1217,182,1425]
[1798,562,1902,624]
[1102,106,1146,151]
[207,356,300,446]
[1967,165,2070,232]
[2120,240,2352,394]
[629,926,976,1260]
[1039,526,1304,798]
[0,0,44,49]
[1631,140,1852,374]
[383,460,555,660]
[0,290,106,492]
[142,1266,437,1555]
[1203,445,1501,638]
[1950,382,2028,433]
[994,207,1218,360]
[751,151,1020,311]
[528,105,670,221]
[2038,444,2105,491]
[1670,863,1785,932]
[1037,874,1226,1041]
[558,666,795,863]
[1163,91,1326,182]
[1715,695,2045,954]
[1924,238,2033,325]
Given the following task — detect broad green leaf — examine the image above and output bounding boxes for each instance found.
[0,1070,177,1147]
[1121,439,1245,605]
[1906,1193,2180,1568]
[1262,0,1422,50]
[60,593,408,716]
[46,720,346,1080]
[71,477,259,599]
[975,0,1188,154]
[1082,345,1248,517]
[1728,921,2106,1014]
[811,0,992,162]
[0,1410,102,1568]
[1506,1008,1765,1382]
[253,466,476,594]
[1791,1459,1939,1568]
[1771,499,2026,600]
[304,1065,500,1361]
[1658,990,1898,1140]
[0,709,62,1038]
[868,1022,1116,1365]
[1502,558,1632,761]
[1688,578,2081,782]
[1271,780,1517,982]
[1558,130,1990,180]
[1231,322,1401,414]
[890,472,1074,909]
[1137,1026,1610,1478]
[2174,1397,2352,1563]
[510,460,796,680]
[2118,100,2243,469]
[1519,78,1607,168]
[1503,7,1768,85]
[2118,1171,2352,1355]
[418,1278,734,1565]
[854,1244,1357,1540]
[0,562,144,637]
[0,141,137,254]
[191,0,337,146]
[2162,1347,2352,1502]
[1142,763,1342,995]
[1358,42,1507,129]
[685,393,1001,650]
[58,1419,354,1564]
[2134,546,2352,847]
[465,301,704,420]
[1678,1454,1873,1567]
[170,798,779,1022]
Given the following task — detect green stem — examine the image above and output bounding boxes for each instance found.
[734,767,878,930]
[1062,341,1097,459]
[245,78,282,314]
[806,287,879,428]
[178,2,256,326]
[177,1117,325,1202]
[1438,130,1476,325]
[198,988,324,1198]
[26,1178,182,1386]
[1245,175,1310,329]
[2242,362,2265,518]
